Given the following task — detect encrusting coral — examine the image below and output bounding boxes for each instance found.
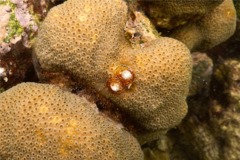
[34,0,192,134]
[0,82,144,159]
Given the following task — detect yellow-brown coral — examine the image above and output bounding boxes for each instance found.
[34,0,192,131]
[139,0,223,30]
[139,0,236,51]
[0,82,144,159]
[170,0,236,51]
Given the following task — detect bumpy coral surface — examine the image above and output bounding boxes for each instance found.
[0,82,143,159]
[171,0,236,51]
[35,0,192,131]
[106,38,192,130]
[139,0,223,29]
[139,0,236,51]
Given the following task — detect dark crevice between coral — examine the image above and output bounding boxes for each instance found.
[207,22,240,108]
[53,0,66,5]
[71,82,159,146]
[169,18,240,160]
[187,96,211,123]
[33,65,143,139]
[76,86,146,137]
[0,48,35,91]
[208,65,230,108]
[23,63,39,83]
[208,22,240,61]
[166,48,233,160]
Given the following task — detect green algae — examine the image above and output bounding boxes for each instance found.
[0,0,24,43]
[4,13,23,43]
[0,0,15,7]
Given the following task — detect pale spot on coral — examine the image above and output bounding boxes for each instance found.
[50,116,62,124]
[69,119,77,127]
[39,105,49,113]
[59,147,69,157]
[78,5,92,22]
[84,5,92,12]
[78,14,88,22]
[66,126,75,135]
[226,10,235,18]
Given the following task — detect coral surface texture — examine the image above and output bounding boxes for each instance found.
[0,83,143,160]
[34,0,192,131]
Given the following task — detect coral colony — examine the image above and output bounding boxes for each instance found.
[0,0,238,159]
